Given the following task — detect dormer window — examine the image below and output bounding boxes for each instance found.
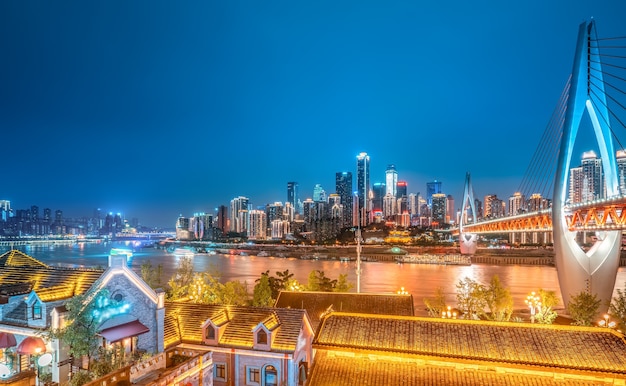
[32,302,42,320]
[257,329,267,345]
[206,325,216,340]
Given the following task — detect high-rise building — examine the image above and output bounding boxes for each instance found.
[217,205,228,234]
[569,166,584,204]
[356,152,370,225]
[527,193,550,211]
[446,195,455,224]
[248,210,267,240]
[313,184,326,202]
[372,183,385,213]
[266,202,284,230]
[230,196,249,234]
[302,198,315,225]
[335,172,353,228]
[431,193,447,225]
[385,164,397,197]
[383,194,396,218]
[287,182,299,214]
[618,150,626,195]
[396,181,407,198]
[582,150,603,200]
[408,193,418,216]
[508,192,526,216]
[426,181,442,207]
[484,194,505,218]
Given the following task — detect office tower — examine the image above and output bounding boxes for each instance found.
[283,202,295,222]
[396,181,407,198]
[508,192,526,216]
[582,150,603,200]
[248,210,267,240]
[446,195,455,224]
[266,202,284,230]
[372,183,385,213]
[230,196,249,234]
[385,164,397,197]
[431,193,447,225]
[335,172,353,228]
[328,194,343,220]
[302,198,315,224]
[356,152,370,225]
[313,184,327,202]
[217,205,228,233]
[383,194,396,218]
[618,150,626,195]
[426,180,442,207]
[287,182,299,214]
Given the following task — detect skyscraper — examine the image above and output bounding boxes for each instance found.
[431,193,447,225]
[385,164,397,197]
[372,183,385,213]
[230,196,249,234]
[335,172,353,227]
[508,192,525,216]
[396,181,407,198]
[356,152,370,225]
[313,184,326,202]
[287,182,299,214]
[618,150,626,195]
[582,151,603,200]
[426,180,442,207]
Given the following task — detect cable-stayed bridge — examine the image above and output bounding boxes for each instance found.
[456,20,626,311]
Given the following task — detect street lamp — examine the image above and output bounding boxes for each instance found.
[397,287,408,295]
[599,314,617,329]
[441,306,457,319]
[525,291,541,323]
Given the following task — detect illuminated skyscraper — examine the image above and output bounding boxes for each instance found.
[508,192,525,216]
[431,193,447,225]
[582,150,603,200]
[230,196,249,234]
[335,172,352,227]
[396,181,407,198]
[287,182,299,214]
[248,210,267,240]
[313,184,326,202]
[426,180,442,207]
[385,164,397,197]
[372,183,385,213]
[356,152,370,225]
[617,150,626,195]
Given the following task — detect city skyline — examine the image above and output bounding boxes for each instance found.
[2,1,625,228]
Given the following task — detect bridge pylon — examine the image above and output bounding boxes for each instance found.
[554,20,621,311]
[459,172,478,255]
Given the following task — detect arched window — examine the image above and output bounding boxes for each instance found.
[257,329,267,345]
[206,325,215,340]
[264,365,277,386]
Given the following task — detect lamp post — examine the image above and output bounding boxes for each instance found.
[525,291,541,323]
[599,314,617,329]
[441,306,457,319]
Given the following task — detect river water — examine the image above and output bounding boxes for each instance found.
[7,241,626,315]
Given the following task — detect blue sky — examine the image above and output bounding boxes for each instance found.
[1,1,625,228]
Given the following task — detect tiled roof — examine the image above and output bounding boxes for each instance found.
[308,350,610,386]
[0,251,104,301]
[274,291,414,330]
[314,313,626,375]
[0,250,49,268]
[164,302,307,353]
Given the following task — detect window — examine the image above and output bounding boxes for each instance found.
[214,363,227,381]
[298,361,308,385]
[32,303,42,320]
[113,293,124,302]
[257,329,267,345]
[264,365,278,386]
[247,366,260,385]
[206,325,215,340]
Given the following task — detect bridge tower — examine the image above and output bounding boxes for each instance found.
[554,20,620,310]
[459,172,478,255]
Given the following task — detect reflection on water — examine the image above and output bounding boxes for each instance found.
[6,242,626,314]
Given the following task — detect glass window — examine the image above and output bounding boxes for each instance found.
[257,329,267,345]
[206,325,216,340]
[215,363,227,381]
[247,366,260,384]
[264,365,278,386]
[32,303,42,320]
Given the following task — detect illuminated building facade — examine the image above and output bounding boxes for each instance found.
[287,181,299,214]
[313,184,326,202]
[335,172,353,228]
[396,180,407,198]
[508,192,525,216]
[385,164,397,197]
[426,180,442,207]
[618,150,626,195]
[431,193,446,225]
[229,196,249,234]
[356,152,370,226]
[371,183,385,214]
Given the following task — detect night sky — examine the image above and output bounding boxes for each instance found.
[2,1,625,228]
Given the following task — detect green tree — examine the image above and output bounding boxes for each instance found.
[333,274,353,292]
[567,290,601,326]
[609,283,626,331]
[219,281,250,306]
[423,287,447,318]
[140,260,163,289]
[306,270,337,292]
[166,256,194,300]
[534,289,559,324]
[455,277,486,320]
[252,272,274,307]
[483,275,513,322]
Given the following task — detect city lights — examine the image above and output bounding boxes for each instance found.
[525,292,541,323]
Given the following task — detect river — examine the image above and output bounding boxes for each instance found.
[6,241,626,316]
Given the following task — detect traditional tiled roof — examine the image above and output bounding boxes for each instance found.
[308,350,609,386]
[163,302,308,353]
[274,291,414,330]
[0,251,105,302]
[314,313,626,375]
[0,250,49,268]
